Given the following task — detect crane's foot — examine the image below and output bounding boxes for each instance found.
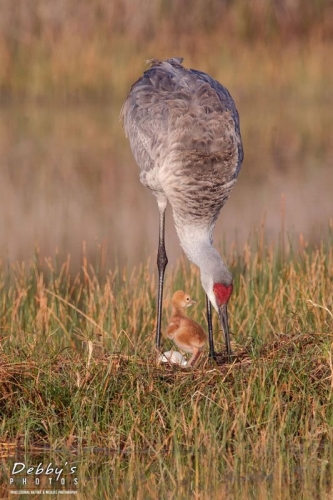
[208,350,218,363]
[212,350,235,365]
[154,340,163,355]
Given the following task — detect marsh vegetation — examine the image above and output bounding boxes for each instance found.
[0,235,332,498]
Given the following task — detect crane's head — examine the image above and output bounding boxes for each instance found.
[199,247,233,357]
[213,283,233,306]
[200,248,233,309]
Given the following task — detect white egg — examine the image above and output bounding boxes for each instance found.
[158,351,188,366]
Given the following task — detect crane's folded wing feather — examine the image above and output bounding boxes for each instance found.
[121,58,244,221]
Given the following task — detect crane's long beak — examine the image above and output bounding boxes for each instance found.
[218,304,232,361]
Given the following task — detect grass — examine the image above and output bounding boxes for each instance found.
[0,230,332,498]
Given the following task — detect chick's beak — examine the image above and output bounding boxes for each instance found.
[218,304,232,360]
[187,299,197,307]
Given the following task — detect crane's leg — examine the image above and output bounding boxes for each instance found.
[156,208,168,350]
[206,295,216,360]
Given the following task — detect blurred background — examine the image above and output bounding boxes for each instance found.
[0,0,332,270]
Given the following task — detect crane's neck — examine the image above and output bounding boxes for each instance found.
[175,223,232,311]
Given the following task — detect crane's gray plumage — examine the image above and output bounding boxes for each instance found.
[122,57,243,225]
[121,57,244,361]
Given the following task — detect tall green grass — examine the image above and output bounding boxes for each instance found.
[0,232,332,498]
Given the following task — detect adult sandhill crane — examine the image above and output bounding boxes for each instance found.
[121,57,243,361]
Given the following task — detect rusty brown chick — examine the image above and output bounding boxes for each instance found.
[166,290,207,366]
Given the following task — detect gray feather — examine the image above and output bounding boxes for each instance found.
[121,57,243,226]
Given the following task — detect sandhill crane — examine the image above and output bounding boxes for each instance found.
[166,290,207,367]
[121,57,243,361]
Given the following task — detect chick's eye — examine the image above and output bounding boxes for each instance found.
[186,297,190,301]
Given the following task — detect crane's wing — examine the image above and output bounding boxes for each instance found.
[121,58,243,214]
[189,68,244,177]
[121,58,243,173]
[120,59,184,173]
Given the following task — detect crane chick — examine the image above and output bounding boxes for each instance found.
[165,290,207,367]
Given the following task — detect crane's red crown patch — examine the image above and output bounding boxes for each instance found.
[213,283,233,305]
